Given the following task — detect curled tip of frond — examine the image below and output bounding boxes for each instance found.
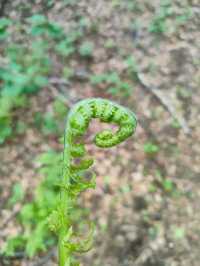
[63,97,137,191]
[67,98,137,149]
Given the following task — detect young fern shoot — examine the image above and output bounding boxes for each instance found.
[48,98,137,266]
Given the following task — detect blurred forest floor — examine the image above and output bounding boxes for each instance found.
[0,0,200,266]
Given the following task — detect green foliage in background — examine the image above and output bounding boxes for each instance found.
[149,0,173,34]
[0,13,86,144]
[90,72,132,97]
[8,182,25,207]
[3,151,62,257]
[79,41,94,57]
[0,10,139,144]
[149,0,192,34]
[144,142,160,155]
[0,18,11,40]
[112,0,142,12]
[149,170,178,196]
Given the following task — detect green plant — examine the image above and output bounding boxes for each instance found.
[175,7,193,28]
[28,14,64,39]
[112,0,142,12]
[53,98,69,119]
[0,21,51,143]
[8,182,25,207]
[0,17,11,40]
[24,151,62,256]
[173,227,185,240]
[124,55,139,80]
[3,150,62,257]
[149,0,192,35]
[47,98,137,265]
[90,72,132,97]
[63,0,79,6]
[79,41,94,57]
[171,118,181,129]
[150,170,178,196]
[149,0,173,34]
[33,100,68,136]
[104,39,116,49]
[42,113,60,136]
[144,142,159,155]
[0,13,84,144]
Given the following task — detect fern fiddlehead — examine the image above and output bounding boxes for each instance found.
[48,98,137,266]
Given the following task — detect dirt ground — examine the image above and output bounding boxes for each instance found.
[0,0,200,265]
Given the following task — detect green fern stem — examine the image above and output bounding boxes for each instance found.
[59,124,72,266]
[48,98,137,266]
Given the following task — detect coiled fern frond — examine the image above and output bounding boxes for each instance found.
[48,98,137,266]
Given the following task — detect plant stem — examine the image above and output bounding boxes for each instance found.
[59,227,69,266]
[58,123,72,266]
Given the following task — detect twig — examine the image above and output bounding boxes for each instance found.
[137,73,191,135]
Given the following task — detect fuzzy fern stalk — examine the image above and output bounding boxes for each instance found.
[48,98,137,266]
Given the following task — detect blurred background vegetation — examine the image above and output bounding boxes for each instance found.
[0,0,199,265]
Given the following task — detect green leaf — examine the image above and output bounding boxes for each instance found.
[0,18,12,29]
[0,18,11,39]
[173,227,185,239]
[125,56,138,75]
[2,235,25,256]
[90,74,107,84]
[16,121,27,134]
[63,223,94,253]
[53,98,68,118]
[34,76,48,87]
[79,41,94,57]
[28,14,47,25]
[37,151,61,165]
[107,86,119,95]
[63,0,79,6]
[8,182,24,206]
[20,204,35,223]
[162,179,174,192]
[25,221,48,257]
[55,40,75,56]
[0,118,12,144]
[105,72,120,84]
[42,113,59,135]
[144,142,159,154]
